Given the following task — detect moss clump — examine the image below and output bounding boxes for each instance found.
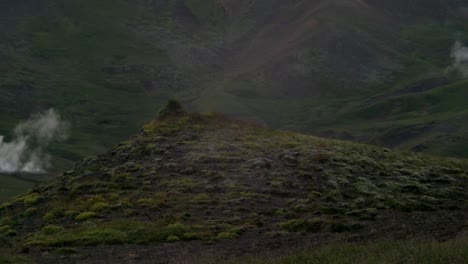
[166,223,190,234]
[111,173,133,183]
[75,212,97,221]
[0,202,13,211]
[42,225,65,235]
[90,202,111,212]
[194,193,210,201]
[281,219,323,233]
[23,207,37,217]
[346,208,379,220]
[157,100,186,120]
[43,208,65,221]
[64,210,77,218]
[25,229,129,247]
[137,197,164,208]
[18,193,42,207]
[397,200,435,212]
[22,221,207,247]
[166,235,180,242]
[0,225,17,237]
[0,217,14,227]
[24,218,214,248]
[182,232,200,240]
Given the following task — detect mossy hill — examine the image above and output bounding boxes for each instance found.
[1,104,467,262]
[2,0,468,205]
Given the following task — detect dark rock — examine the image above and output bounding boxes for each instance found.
[157,100,187,120]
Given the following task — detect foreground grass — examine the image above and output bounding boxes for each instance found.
[1,234,467,264]
[280,238,468,264]
[190,234,468,264]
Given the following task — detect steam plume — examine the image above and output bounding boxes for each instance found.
[0,109,68,173]
[449,40,468,77]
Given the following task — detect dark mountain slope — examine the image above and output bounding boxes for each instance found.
[0,0,467,171]
[0,103,467,262]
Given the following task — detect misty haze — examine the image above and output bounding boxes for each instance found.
[450,40,468,77]
[0,1,467,263]
[0,109,68,173]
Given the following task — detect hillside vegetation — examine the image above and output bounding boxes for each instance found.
[1,0,468,170]
[0,103,466,262]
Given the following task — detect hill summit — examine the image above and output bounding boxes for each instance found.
[0,102,467,262]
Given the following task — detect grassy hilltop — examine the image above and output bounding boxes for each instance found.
[0,103,466,262]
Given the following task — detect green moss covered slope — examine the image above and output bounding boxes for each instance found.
[0,103,467,261]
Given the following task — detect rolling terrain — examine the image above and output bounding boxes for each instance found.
[1,0,468,166]
[1,0,468,244]
[0,102,467,262]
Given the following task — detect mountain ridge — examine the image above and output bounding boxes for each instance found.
[1,0,468,163]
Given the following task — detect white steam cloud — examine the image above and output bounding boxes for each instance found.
[0,109,69,173]
[449,40,468,78]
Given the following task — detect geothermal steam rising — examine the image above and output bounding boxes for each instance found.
[0,109,68,173]
[450,40,468,77]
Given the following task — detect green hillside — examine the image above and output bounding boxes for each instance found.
[0,103,467,262]
[1,0,468,206]
[0,0,467,164]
